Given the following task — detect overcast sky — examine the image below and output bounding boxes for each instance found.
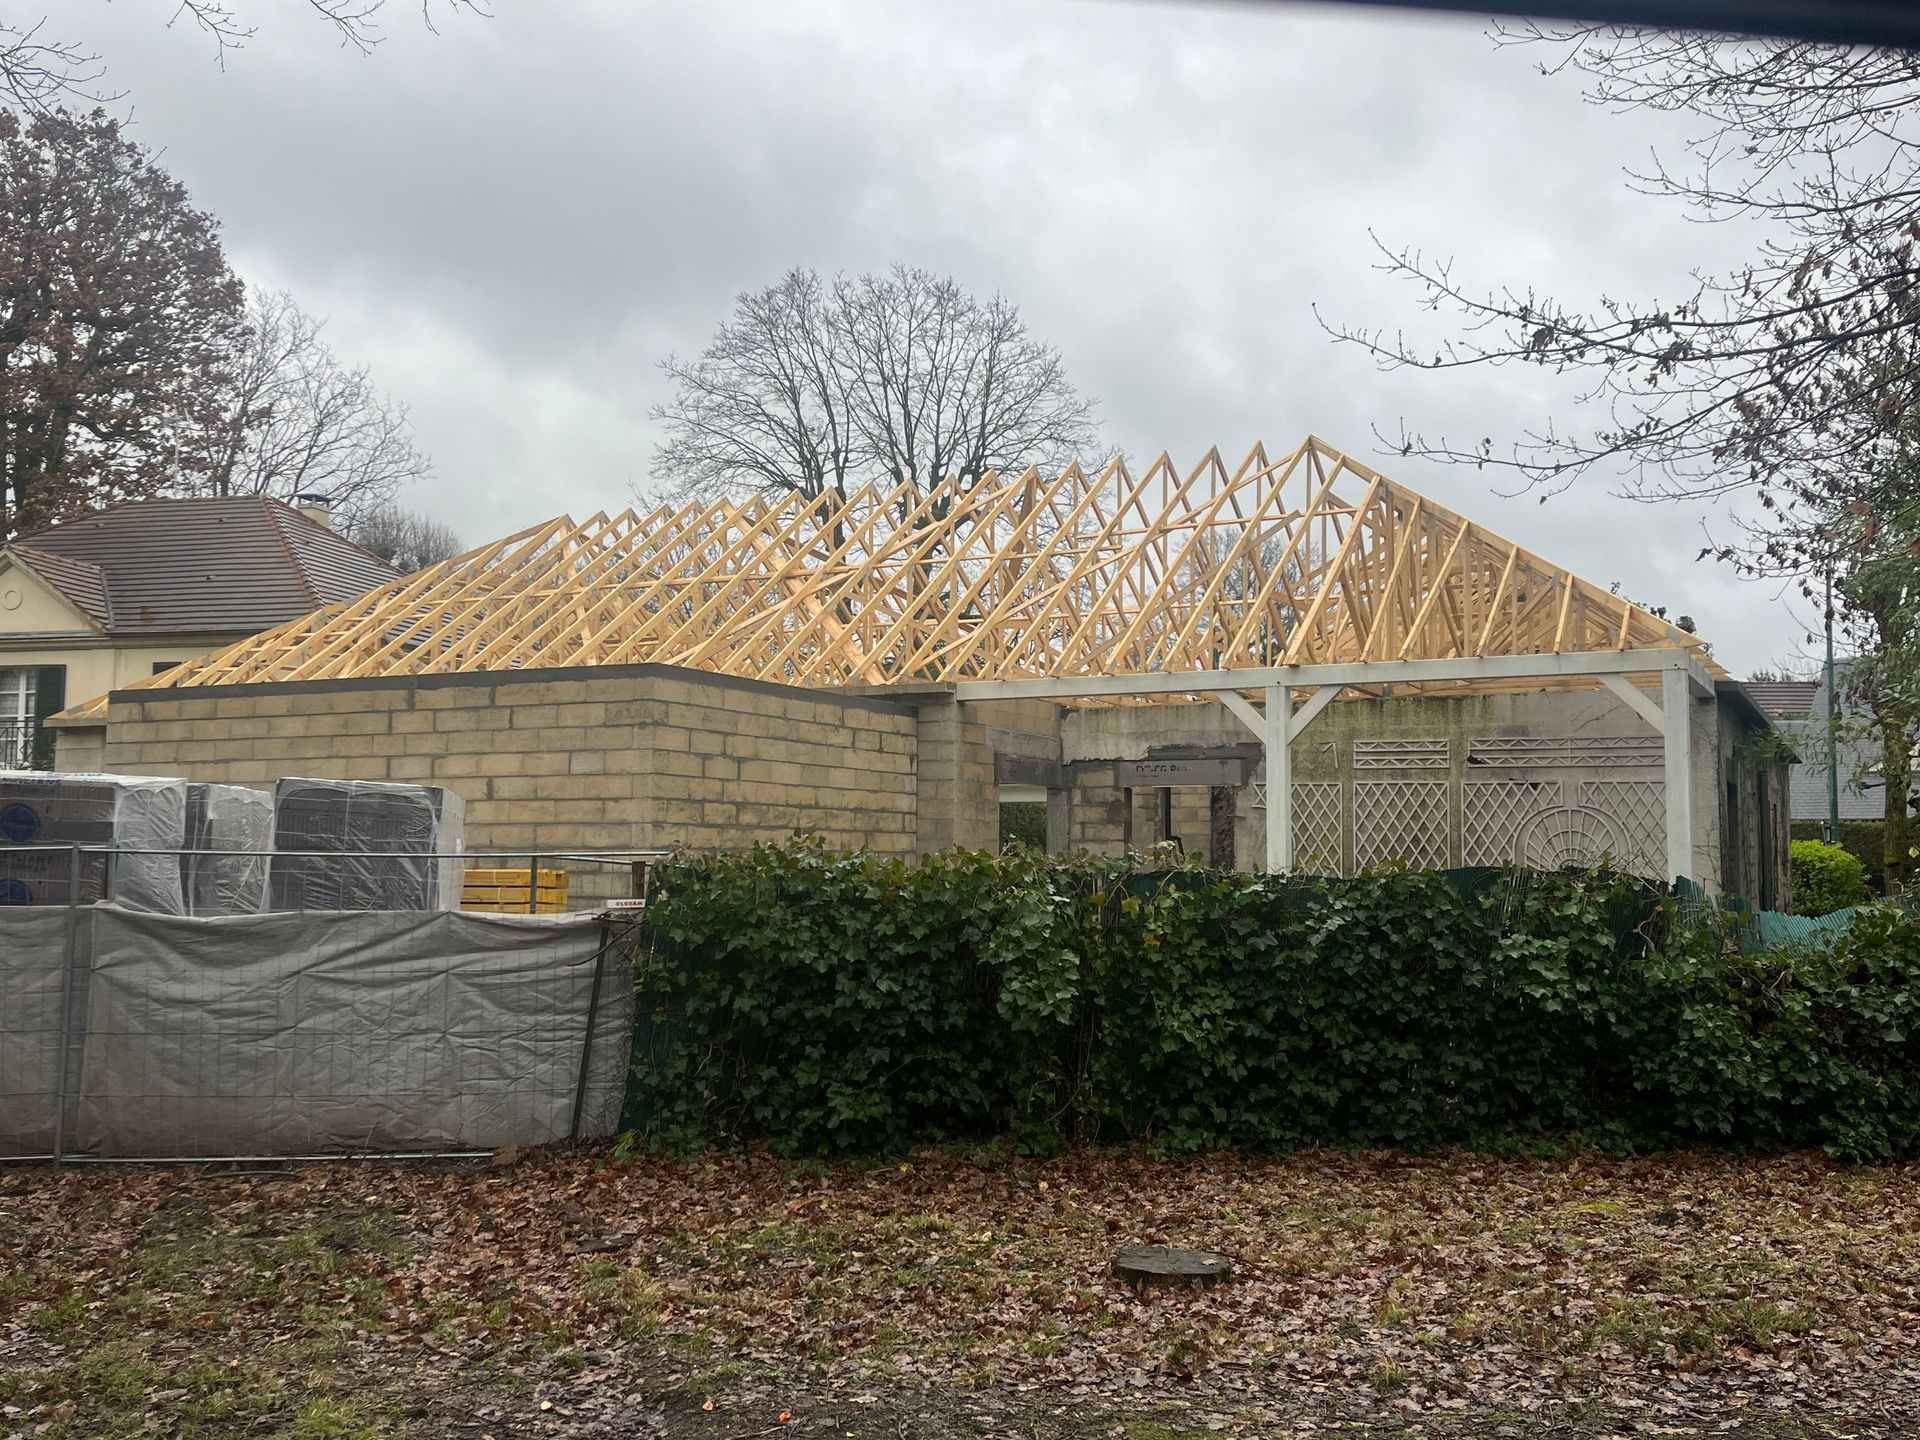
[70,0,1807,675]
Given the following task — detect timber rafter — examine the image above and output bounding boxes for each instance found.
[67,437,1719,715]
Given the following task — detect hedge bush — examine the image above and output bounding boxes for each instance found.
[1791,838,1871,916]
[632,841,1920,1161]
[1791,819,1886,892]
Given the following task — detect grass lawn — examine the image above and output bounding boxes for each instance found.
[3,1145,1919,1438]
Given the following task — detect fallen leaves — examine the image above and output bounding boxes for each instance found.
[3,1144,1920,1435]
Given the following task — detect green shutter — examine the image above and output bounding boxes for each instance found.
[31,665,66,724]
[28,665,65,770]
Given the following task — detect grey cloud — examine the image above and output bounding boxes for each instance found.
[71,0,1795,671]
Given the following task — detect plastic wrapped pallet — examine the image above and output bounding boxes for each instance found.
[0,771,187,913]
[269,778,465,911]
[182,783,273,916]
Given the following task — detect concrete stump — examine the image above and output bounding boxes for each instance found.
[1112,1245,1232,1292]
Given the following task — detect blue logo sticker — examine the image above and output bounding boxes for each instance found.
[0,877,30,905]
[0,803,38,843]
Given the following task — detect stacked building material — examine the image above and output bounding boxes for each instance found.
[461,866,570,914]
[0,771,188,911]
[268,778,465,911]
[182,783,275,916]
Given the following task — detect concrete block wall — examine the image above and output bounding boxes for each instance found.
[1067,761,1129,854]
[66,664,918,903]
[913,696,998,853]
[49,726,105,773]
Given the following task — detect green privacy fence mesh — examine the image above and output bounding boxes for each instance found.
[1671,876,1915,952]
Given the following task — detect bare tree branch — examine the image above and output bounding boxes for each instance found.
[1323,27,1920,580]
[0,1,487,111]
[651,266,1101,527]
[0,18,111,111]
[340,499,462,571]
[189,289,430,528]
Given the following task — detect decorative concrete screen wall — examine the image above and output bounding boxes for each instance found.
[1060,689,1741,888]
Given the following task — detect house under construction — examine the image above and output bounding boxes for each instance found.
[51,437,1790,904]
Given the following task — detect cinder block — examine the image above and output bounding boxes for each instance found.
[654,750,703,778]
[606,700,669,725]
[415,686,495,710]
[433,709,496,733]
[645,725,692,752]
[531,822,637,849]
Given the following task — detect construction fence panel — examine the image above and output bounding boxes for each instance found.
[0,906,633,1159]
[0,907,72,1155]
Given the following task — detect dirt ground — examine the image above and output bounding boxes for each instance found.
[4,1143,1919,1438]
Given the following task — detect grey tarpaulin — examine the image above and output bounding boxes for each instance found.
[0,906,631,1158]
[0,907,75,1154]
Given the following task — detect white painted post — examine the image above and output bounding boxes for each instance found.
[1266,683,1291,872]
[1662,665,1694,883]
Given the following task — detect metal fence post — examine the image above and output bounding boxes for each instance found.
[49,844,82,1163]
[569,917,611,1139]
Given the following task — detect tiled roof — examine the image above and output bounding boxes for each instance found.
[7,546,110,627]
[3,496,400,636]
[1742,679,1819,717]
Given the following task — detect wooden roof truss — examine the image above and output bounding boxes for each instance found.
[96,436,1717,708]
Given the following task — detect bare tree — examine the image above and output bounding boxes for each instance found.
[651,266,1100,515]
[341,500,462,572]
[652,270,860,508]
[833,267,1101,514]
[0,2,486,113]
[1322,29,1920,580]
[193,289,430,528]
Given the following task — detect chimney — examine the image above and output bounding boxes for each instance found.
[292,491,333,529]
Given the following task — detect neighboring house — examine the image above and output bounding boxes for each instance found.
[0,496,400,769]
[1746,664,1901,824]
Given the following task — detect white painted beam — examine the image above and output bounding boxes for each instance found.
[1596,673,1665,731]
[1213,684,1340,873]
[950,647,1712,703]
[1663,665,1696,882]
[1216,690,1264,740]
[1216,683,1342,744]
[1266,684,1291,873]
[1289,684,1341,740]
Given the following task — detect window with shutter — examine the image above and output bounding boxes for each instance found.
[0,667,34,768]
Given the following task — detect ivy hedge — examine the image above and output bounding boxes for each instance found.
[630,841,1920,1161]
